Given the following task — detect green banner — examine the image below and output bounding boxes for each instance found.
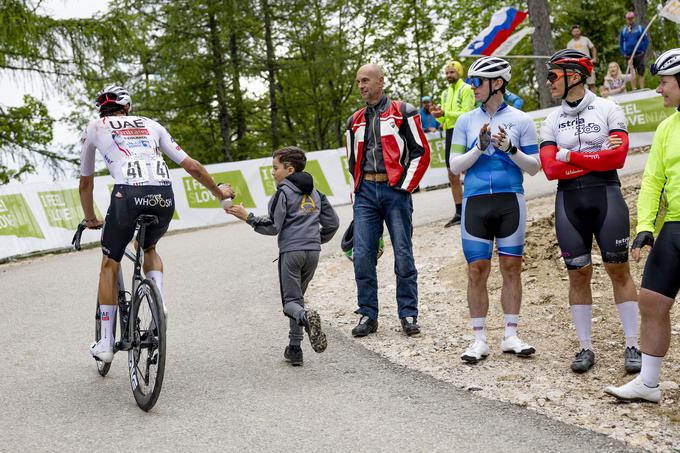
[620,97,675,133]
[339,155,350,185]
[107,184,179,219]
[428,136,447,168]
[260,160,334,196]
[183,170,255,208]
[38,189,102,230]
[0,194,44,238]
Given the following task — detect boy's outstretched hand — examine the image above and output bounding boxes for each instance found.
[226,204,249,221]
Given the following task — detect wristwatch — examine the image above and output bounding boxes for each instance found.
[507,145,518,155]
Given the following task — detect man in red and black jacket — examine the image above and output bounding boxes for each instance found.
[345,63,430,337]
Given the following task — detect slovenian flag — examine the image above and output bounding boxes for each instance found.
[460,7,529,56]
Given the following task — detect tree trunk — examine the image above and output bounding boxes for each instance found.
[207,9,232,162]
[412,0,424,102]
[229,32,246,142]
[527,0,554,108]
[262,0,280,150]
[633,0,652,57]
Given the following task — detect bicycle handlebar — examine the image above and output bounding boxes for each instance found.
[72,222,87,251]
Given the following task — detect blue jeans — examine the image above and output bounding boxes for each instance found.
[353,181,418,320]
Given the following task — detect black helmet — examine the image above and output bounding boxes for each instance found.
[547,49,593,78]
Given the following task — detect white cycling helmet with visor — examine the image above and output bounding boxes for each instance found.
[95,85,132,116]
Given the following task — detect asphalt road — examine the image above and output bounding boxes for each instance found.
[0,155,648,452]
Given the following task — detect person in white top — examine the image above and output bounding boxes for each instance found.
[80,85,234,363]
[567,25,598,90]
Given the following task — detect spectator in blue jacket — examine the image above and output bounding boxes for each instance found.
[419,96,441,132]
[504,90,524,109]
[620,11,649,90]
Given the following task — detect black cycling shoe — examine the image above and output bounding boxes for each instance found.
[571,348,595,373]
[284,345,303,366]
[400,316,421,336]
[302,309,327,353]
[624,346,642,374]
[444,213,461,228]
[352,316,378,337]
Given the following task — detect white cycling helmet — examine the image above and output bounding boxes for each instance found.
[651,48,680,76]
[95,85,132,115]
[468,56,512,82]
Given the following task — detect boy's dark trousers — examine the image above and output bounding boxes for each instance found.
[278,250,321,346]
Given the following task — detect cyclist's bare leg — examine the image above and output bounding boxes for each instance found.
[448,171,463,205]
[499,256,522,315]
[94,255,119,352]
[143,245,166,313]
[467,259,491,318]
[568,265,594,350]
[98,255,120,307]
[604,262,639,348]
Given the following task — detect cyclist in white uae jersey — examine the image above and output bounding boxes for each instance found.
[80,85,234,363]
[539,50,640,375]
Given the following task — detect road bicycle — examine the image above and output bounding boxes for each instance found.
[73,214,166,411]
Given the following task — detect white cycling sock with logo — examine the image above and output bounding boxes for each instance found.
[503,314,519,339]
[100,305,117,348]
[615,301,639,348]
[570,305,593,351]
[146,270,164,307]
[640,353,662,388]
[471,317,487,343]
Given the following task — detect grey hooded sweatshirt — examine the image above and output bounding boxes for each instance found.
[246,171,339,253]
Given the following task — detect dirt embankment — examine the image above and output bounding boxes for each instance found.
[309,174,680,452]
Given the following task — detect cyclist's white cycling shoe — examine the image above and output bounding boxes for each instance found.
[605,376,661,403]
[90,339,114,363]
[501,335,536,357]
[461,340,489,364]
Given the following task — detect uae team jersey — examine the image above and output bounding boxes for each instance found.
[451,103,539,198]
[80,115,188,186]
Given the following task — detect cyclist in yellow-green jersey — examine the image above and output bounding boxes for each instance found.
[606,49,680,404]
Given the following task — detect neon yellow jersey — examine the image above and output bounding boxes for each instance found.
[436,79,475,131]
[637,111,680,234]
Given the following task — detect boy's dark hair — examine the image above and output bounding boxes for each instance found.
[273,146,307,172]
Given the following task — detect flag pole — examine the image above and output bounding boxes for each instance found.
[458,55,551,59]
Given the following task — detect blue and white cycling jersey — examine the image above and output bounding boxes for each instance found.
[451,103,538,198]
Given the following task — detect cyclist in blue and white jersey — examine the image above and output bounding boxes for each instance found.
[79,85,234,363]
[449,56,541,364]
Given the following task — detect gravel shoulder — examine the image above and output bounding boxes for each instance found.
[309,173,680,452]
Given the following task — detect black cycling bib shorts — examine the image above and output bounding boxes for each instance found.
[101,184,175,262]
[555,185,630,270]
[641,222,680,299]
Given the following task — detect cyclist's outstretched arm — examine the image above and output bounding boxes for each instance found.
[78,175,103,228]
[180,157,233,201]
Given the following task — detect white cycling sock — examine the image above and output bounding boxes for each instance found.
[146,270,165,306]
[570,305,593,351]
[471,317,487,342]
[503,314,519,339]
[100,305,117,347]
[615,301,639,348]
[640,353,662,388]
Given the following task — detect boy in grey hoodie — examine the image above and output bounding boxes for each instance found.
[227,146,340,365]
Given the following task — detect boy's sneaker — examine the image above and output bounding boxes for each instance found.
[90,339,114,363]
[302,309,327,353]
[501,335,536,357]
[571,348,595,373]
[352,316,378,337]
[461,340,489,364]
[284,345,303,366]
[605,376,661,403]
[624,346,642,374]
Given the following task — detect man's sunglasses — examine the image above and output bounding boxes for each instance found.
[547,72,568,83]
[468,77,485,88]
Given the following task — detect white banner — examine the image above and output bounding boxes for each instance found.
[0,90,673,261]
[661,0,680,23]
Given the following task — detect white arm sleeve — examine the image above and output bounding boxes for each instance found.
[154,121,189,164]
[449,148,482,175]
[79,125,97,176]
[509,150,541,175]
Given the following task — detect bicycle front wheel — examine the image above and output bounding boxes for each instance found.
[128,279,166,411]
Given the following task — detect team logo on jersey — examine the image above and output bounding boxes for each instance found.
[299,195,317,214]
[134,194,173,208]
[576,122,601,134]
[501,123,515,131]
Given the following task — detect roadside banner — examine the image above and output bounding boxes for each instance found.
[0,90,673,261]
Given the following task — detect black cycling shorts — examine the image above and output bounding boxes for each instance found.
[555,185,629,270]
[641,222,680,299]
[101,184,175,262]
[445,128,453,169]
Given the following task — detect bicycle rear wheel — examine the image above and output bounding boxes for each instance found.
[128,279,166,411]
[94,299,116,376]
